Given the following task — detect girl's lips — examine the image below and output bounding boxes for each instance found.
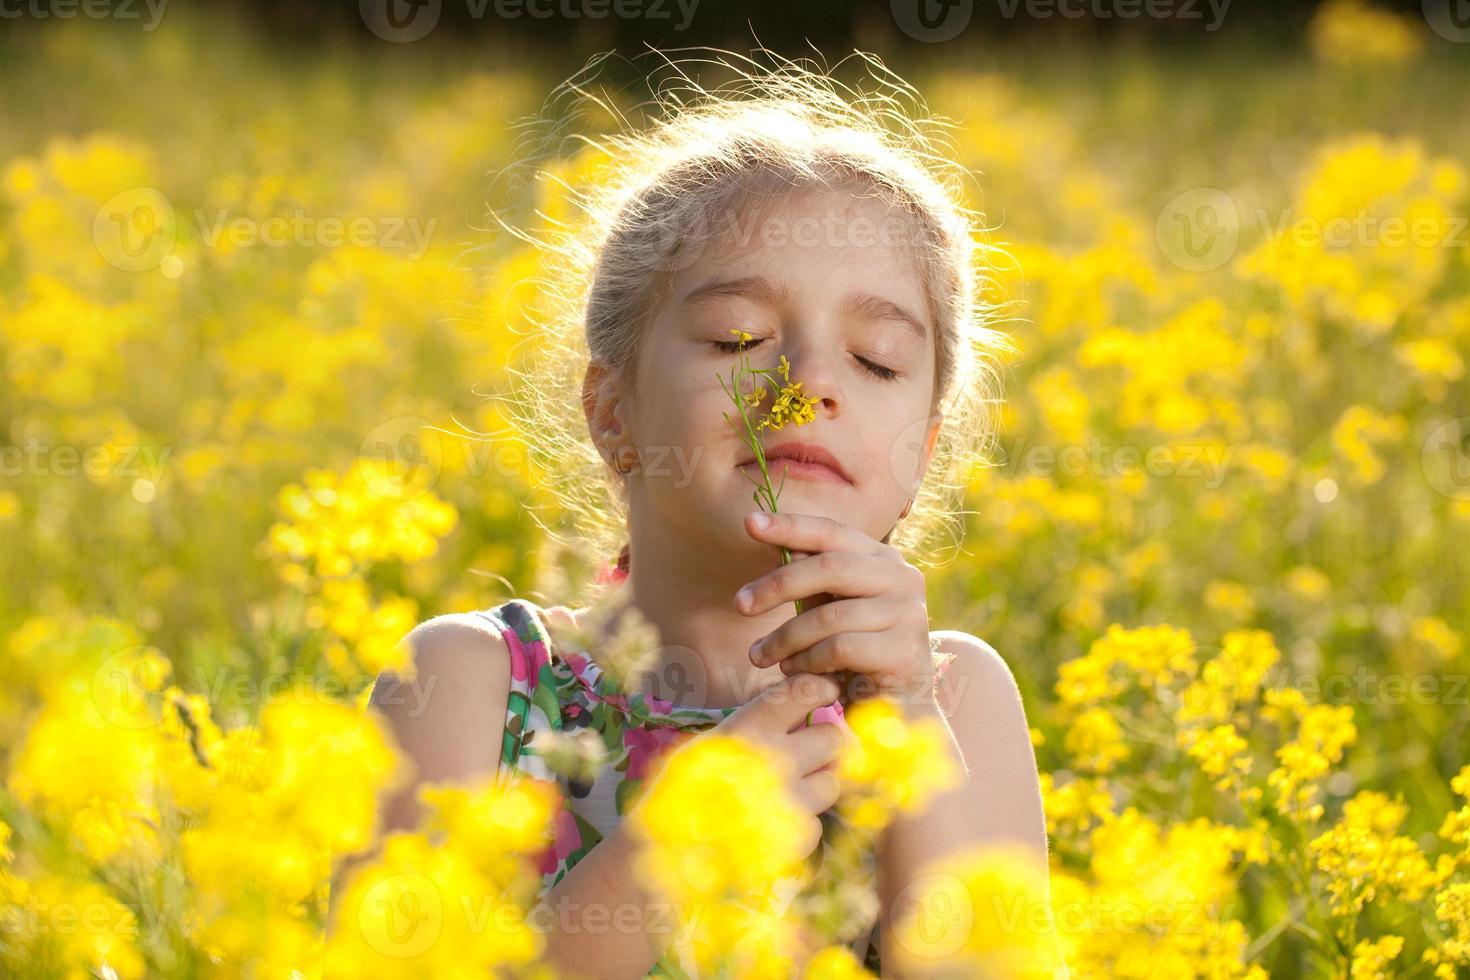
[739,458,850,485]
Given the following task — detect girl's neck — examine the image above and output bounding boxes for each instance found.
[560,557,796,711]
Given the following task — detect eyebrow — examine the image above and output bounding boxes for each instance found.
[681,275,931,345]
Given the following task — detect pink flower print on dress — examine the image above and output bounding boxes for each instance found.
[624,726,693,781]
[538,804,584,875]
[641,688,677,715]
[511,634,549,686]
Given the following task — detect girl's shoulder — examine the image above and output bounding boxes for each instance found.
[470,597,592,700]
[467,599,546,692]
[930,629,1016,688]
[472,595,579,639]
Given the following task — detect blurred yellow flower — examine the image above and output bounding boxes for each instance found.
[891,843,1064,979]
[836,697,961,832]
[1308,0,1424,67]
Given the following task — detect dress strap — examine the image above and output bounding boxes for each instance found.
[473,598,559,780]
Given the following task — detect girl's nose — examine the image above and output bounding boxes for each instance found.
[778,344,840,416]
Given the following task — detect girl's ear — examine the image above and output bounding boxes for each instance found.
[903,412,944,491]
[583,360,630,458]
[921,412,944,473]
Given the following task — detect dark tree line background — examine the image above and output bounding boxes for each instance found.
[180,0,1404,53]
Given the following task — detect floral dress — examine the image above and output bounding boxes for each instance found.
[474,596,885,977]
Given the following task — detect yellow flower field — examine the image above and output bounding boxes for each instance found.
[2,3,1469,977]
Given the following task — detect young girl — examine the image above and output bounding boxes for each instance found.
[362,51,1051,978]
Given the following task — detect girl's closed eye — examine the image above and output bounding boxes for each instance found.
[709,338,766,353]
[708,338,901,381]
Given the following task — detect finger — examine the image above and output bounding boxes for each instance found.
[750,596,902,668]
[739,671,841,732]
[780,632,888,677]
[744,510,885,557]
[737,552,892,617]
[784,719,845,776]
[794,768,842,815]
[798,813,825,857]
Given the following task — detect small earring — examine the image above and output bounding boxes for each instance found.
[898,497,913,520]
[612,448,639,475]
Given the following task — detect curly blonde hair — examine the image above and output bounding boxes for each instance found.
[482,47,1018,602]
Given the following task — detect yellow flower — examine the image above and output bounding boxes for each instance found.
[1050,810,1262,978]
[324,832,543,977]
[1285,565,1332,603]
[1428,883,1470,971]
[7,679,163,866]
[1065,706,1129,774]
[802,944,876,979]
[1331,405,1406,486]
[0,872,146,979]
[1179,723,1254,794]
[1308,791,1434,916]
[1410,616,1463,663]
[1039,773,1115,841]
[836,697,961,832]
[629,733,810,903]
[1308,0,1424,67]
[1176,629,1281,726]
[1267,699,1357,823]
[891,844,1063,979]
[719,327,825,613]
[626,733,813,972]
[418,775,560,890]
[266,460,458,579]
[1350,934,1404,979]
[1203,580,1255,622]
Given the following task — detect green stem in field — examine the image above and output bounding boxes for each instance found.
[718,345,805,616]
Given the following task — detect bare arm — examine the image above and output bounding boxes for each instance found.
[324,613,681,979]
[873,632,1055,976]
[327,613,511,927]
[528,817,689,979]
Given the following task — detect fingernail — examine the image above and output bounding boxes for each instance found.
[750,512,770,529]
[749,638,764,665]
[736,586,753,610]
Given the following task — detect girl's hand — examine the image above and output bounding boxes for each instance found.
[736,511,937,709]
[650,671,849,860]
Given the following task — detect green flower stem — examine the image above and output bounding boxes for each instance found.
[720,331,831,728]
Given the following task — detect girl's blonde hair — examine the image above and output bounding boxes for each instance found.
[486,48,1018,600]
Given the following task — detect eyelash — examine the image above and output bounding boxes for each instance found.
[709,339,901,381]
